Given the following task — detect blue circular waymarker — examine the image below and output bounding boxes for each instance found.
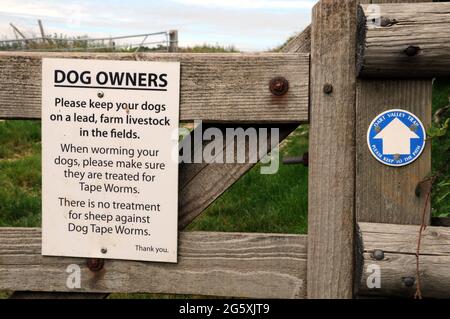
[367,109,426,167]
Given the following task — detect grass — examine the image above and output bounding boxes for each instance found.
[431,79,450,217]
[0,121,41,227]
[188,126,309,234]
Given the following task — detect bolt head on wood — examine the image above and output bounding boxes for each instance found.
[269,77,289,96]
[87,258,104,272]
[372,249,385,261]
[404,46,420,57]
[323,83,333,94]
[403,277,415,287]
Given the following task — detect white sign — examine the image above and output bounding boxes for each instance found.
[42,58,180,263]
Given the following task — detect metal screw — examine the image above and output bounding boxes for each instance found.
[372,249,385,261]
[87,258,104,272]
[97,91,104,98]
[375,126,381,133]
[101,248,107,254]
[403,277,415,287]
[404,46,420,57]
[323,83,333,94]
[269,77,289,96]
[394,154,400,161]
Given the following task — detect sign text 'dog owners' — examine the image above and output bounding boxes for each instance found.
[42,58,180,263]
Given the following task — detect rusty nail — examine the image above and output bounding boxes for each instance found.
[404,46,420,57]
[372,249,385,261]
[269,77,289,96]
[97,91,104,98]
[87,258,104,272]
[403,277,415,287]
[101,248,107,254]
[323,83,333,94]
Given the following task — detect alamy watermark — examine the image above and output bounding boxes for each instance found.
[173,120,281,175]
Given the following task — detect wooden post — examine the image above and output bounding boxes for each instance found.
[169,30,178,52]
[308,0,358,299]
[355,0,433,298]
[356,0,433,226]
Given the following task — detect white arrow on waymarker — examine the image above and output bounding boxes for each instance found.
[373,118,419,155]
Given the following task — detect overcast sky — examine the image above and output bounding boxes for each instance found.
[0,0,316,51]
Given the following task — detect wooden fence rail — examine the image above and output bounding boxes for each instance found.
[358,223,450,299]
[1,223,449,298]
[0,228,307,299]
[357,2,450,78]
[0,52,309,123]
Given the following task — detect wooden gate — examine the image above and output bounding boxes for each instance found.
[0,0,449,299]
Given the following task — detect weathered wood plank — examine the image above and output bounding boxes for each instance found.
[0,52,309,123]
[308,0,358,299]
[10,292,108,299]
[356,0,432,226]
[0,228,307,299]
[281,25,311,54]
[357,2,450,78]
[356,80,432,225]
[358,222,450,299]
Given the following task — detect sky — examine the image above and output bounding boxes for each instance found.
[0,0,316,51]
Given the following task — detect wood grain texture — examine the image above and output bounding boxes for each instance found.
[356,80,432,225]
[358,222,450,298]
[0,52,309,123]
[281,26,311,54]
[358,2,450,78]
[308,0,358,299]
[356,0,432,226]
[0,228,307,299]
[9,292,108,299]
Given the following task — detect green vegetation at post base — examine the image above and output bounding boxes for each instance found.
[430,79,450,217]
